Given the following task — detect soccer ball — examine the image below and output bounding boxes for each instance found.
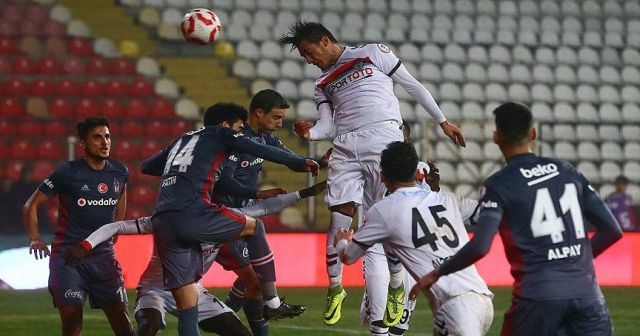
[180,8,222,45]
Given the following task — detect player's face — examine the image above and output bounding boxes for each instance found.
[298,38,333,71]
[230,120,244,132]
[256,108,286,132]
[81,126,110,160]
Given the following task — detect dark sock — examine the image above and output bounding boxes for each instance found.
[225,279,245,312]
[177,306,201,336]
[244,298,268,336]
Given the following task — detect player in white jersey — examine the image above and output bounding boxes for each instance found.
[279,20,466,327]
[64,189,324,336]
[335,142,493,336]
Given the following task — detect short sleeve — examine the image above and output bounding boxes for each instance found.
[366,44,402,76]
[353,206,390,247]
[38,164,67,197]
[472,183,505,224]
[313,82,330,109]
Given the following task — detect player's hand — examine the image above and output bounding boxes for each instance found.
[304,159,320,176]
[408,268,441,300]
[425,161,440,192]
[293,120,313,140]
[63,243,90,265]
[440,121,466,147]
[319,147,333,168]
[299,180,327,199]
[256,188,287,199]
[334,228,354,243]
[29,240,50,260]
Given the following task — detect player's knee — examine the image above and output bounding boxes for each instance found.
[239,216,259,237]
[198,313,251,336]
[329,202,356,217]
[134,308,163,336]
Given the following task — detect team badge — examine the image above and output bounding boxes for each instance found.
[98,183,108,194]
[113,179,120,194]
[377,44,390,53]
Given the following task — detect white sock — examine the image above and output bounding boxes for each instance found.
[264,296,281,309]
[389,270,404,289]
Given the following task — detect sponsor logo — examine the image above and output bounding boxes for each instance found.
[161,176,176,187]
[241,160,249,168]
[326,67,374,95]
[64,289,84,299]
[480,200,498,209]
[377,44,391,53]
[240,157,264,168]
[520,163,558,178]
[43,179,54,189]
[228,154,238,161]
[81,184,90,191]
[97,183,108,194]
[233,132,244,138]
[77,198,118,207]
[242,247,249,258]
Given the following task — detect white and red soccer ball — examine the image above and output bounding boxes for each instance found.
[180,8,222,45]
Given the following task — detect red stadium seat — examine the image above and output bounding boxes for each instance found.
[19,20,41,37]
[0,140,9,158]
[0,37,17,53]
[67,37,93,56]
[0,20,18,38]
[18,120,43,136]
[43,19,66,38]
[146,121,170,137]
[125,99,150,119]
[105,79,130,96]
[150,97,176,119]
[10,140,35,159]
[5,78,29,96]
[111,57,136,75]
[0,5,21,23]
[120,122,144,137]
[140,139,162,158]
[57,79,79,96]
[12,55,36,74]
[37,139,65,159]
[44,121,69,137]
[37,56,62,75]
[44,37,67,57]
[87,56,110,75]
[0,97,25,118]
[125,206,147,220]
[131,78,154,96]
[50,97,74,119]
[130,184,157,206]
[31,78,56,96]
[0,120,18,136]
[6,160,25,181]
[75,98,100,119]
[0,56,10,73]
[80,79,105,97]
[113,139,139,159]
[62,56,87,75]
[25,4,50,24]
[169,120,193,136]
[101,98,124,119]
[32,160,55,182]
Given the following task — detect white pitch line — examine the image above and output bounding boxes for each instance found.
[270,324,367,335]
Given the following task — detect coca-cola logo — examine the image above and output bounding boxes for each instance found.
[64,289,84,299]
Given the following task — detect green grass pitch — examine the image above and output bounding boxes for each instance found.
[1,287,638,335]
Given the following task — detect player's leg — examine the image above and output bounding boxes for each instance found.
[361,248,391,335]
[501,299,564,336]
[563,297,613,336]
[48,257,87,336]
[135,308,164,336]
[196,286,251,336]
[382,250,406,327]
[433,292,493,336]
[102,305,134,336]
[133,288,169,336]
[389,269,417,336]
[85,258,133,336]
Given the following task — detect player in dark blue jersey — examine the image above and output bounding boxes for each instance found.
[23,117,133,336]
[143,102,319,336]
[212,90,319,320]
[409,102,623,336]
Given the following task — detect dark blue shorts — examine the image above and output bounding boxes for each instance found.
[215,240,250,271]
[152,207,246,290]
[501,297,613,336]
[48,255,127,308]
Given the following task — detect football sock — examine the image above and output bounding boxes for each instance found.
[389,270,404,289]
[244,299,268,336]
[245,219,276,283]
[327,212,353,281]
[177,306,201,336]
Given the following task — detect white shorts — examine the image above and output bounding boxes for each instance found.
[433,292,494,336]
[134,284,234,329]
[326,122,403,209]
[359,246,416,330]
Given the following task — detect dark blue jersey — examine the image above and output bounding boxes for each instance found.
[144,125,307,213]
[472,153,620,300]
[38,159,128,262]
[215,126,292,208]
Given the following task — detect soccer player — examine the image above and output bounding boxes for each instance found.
[279,20,466,327]
[410,102,623,335]
[23,117,133,336]
[335,141,493,336]
[212,89,316,319]
[604,175,639,231]
[147,102,318,336]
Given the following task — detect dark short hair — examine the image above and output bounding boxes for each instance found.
[380,141,419,184]
[278,20,337,49]
[615,175,629,185]
[493,102,533,145]
[77,117,109,140]
[203,103,248,127]
[250,89,290,113]
[402,120,412,143]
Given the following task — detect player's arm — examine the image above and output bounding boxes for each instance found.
[222,128,319,175]
[114,185,127,221]
[335,207,389,264]
[23,190,51,260]
[582,185,623,257]
[239,181,326,217]
[141,145,171,176]
[64,217,152,264]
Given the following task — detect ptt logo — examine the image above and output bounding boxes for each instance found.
[97,183,108,193]
[77,198,118,207]
[520,163,558,178]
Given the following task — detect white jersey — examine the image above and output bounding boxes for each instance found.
[354,187,492,307]
[314,43,403,135]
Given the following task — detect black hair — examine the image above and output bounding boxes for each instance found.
[249,89,290,113]
[614,175,629,185]
[493,102,533,145]
[380,141,419,184]
[401,120,412,143]
[77,117,109,140]
[278,20,338,49]
[203,103,248,127]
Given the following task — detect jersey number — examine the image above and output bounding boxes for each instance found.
[411,205,459,251]
[530,183,586,243]
[163,135,200,174]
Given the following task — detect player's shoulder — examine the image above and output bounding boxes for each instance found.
[107,159,129,175]
[348,43,393,56]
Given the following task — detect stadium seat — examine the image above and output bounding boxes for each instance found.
[421,44,443,64]
[532,64,554,84]
[146,121,170,138]
[32,160,55,183]
[553,124,575,141]
[419,62,442,82]
[154,77,180,100]
[576,124,598,142]
[275,79,298,100]
[554,65,576,84]
[140,139,162,158]
[622,86,640,104]
[50,98,74,119]
[482,142,501,161]
[623,161,640,183]
[622,48,640,66]
[599,103,622,122]
[31,78,56,96]
[535,48,555,66]
[456,161,480,182]
[113,139,138,159]
[130,184,156,205]
[101,98,124,119]
[442,63,464,82]
[62,56,87,75]
[435,141,459,161]
[131,78,154,97]
[599,125,621,141]
[462,83,485,103]
[0,120,17,137]
[488,64,509,83]
[37,139,65,159]
[0,97,25,118]
[125,206,148,221]
[80,79,105,97]
[150,97,175,119]
[553,84,575,103]
[576,103,599,122]
[75,98,100,119]
[622,104,640,123]
[601,142,624,161]
[6,160,25,181]
[18,120,44,137]
[539,124,554,141]
[577,161,601,183]
[105,79,130,96]
[622,125,640,142]
[553,102,576,122]
[439,83,462,102]
[111,57,136,75]
[5,78,30,96]
[600,161,621,183]
[508,83,530,102]
[556,47,578,65]
[624,143,640,161]
[576,85,598,104]
[125,99,150,119]
[553,141,577,161]
[44,121,69,137]
[11,140,36,160]
[12,56,37,74]
[509,64,532,83]
[512,45,533,64]
[444,44,466,63]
